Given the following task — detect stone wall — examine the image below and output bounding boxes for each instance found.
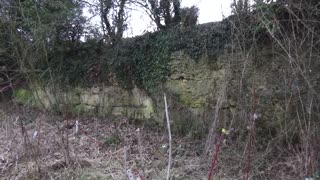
[14,48,317,140]
[14,51,227,130]
[16,86,154,120]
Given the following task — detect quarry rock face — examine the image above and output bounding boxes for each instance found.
[14,52,227,126]
[14,48,310,138]
[166,51,226,108]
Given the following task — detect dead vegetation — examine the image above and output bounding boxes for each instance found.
[0,102,213,180]
[1,1,320,179]
[0,100,312,180]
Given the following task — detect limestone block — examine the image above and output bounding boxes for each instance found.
[35,89,56,109]
[75,104,95,113]
[141,98,153,119]
[80,93,100,106]
[91,86,100,94]
[166,54,226,108]
[102,86,131,106]
[61,92,80,105]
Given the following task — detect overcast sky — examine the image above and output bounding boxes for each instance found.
[85,0,233,37]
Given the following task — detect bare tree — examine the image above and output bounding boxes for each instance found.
[232,0,250,14]
[180,5,199,27]
[99,0,130,43]
[135,0,182,30]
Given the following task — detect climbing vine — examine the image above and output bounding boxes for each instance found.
[46,21,230,91]
[110,21,230,91]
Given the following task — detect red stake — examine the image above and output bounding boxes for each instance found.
[243,88,257,180]
[208,134,224,180]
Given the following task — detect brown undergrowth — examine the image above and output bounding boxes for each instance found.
[0,101,307,180]
[0,102,208,180]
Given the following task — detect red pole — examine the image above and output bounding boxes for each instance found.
[208,134,223,180]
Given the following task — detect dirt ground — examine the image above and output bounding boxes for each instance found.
[0,102,216,180]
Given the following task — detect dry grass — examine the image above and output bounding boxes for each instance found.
[0,101,308,179]
[0,102,212,180]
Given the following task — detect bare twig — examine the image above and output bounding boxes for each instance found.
[123,145,128,179]
[243,88,258,180]
[205,82,227,154]
[164,93,172,180]
[136,128,145,177]
[58,125,70,167]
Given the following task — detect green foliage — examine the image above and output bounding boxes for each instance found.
[109,22,230,91]
[180,6,199,27]
[111,31,172,90]
[40,21,230,92]
[0,0,87,89]
[13,88,33,104]
[2,0,229,92]
[45,39,102,86]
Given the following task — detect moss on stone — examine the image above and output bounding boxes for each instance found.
[177,93,204,108]
[13,51,230,138]
[165,54,226,109]
[14,88,33,104]
[142,98,154,119]
[74,104,95,114]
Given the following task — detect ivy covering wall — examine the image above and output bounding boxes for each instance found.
[46,21,230,92]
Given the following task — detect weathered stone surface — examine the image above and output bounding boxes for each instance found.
[166,52,225,108]
[102,86,131,106]
[91,86,100,94]
[14,88,33,105]
[81,93,100,106]
[75,104,96,113]
[14,52,226,126]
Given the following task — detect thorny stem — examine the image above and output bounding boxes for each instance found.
[207,134,224,180]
